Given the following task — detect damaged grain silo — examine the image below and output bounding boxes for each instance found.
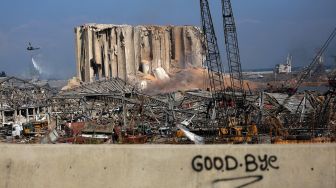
[74,24,204,83]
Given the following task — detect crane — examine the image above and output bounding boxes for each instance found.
[200,0,229,127]
[200,0,245,109]
[221,0,245,108]
[200,0,247,129]
[264,27,336,138]
[275,27,336,115]
[200,0,226,100]
[290,27,336,96]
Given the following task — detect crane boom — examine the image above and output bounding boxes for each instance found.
[200,0,226,100]
[292,27,336,94]
[276,27,336,115]
[221,0,245,108]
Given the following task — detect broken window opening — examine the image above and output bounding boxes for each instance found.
[90,58,100,80]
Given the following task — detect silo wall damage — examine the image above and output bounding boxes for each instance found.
[74,24,204,83]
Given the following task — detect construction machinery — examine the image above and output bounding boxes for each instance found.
[274,27,336,116]
[285,28,336,97]
[221,0,246,109]
[200,0,246,110]
[200,0,250,135]
[200,0,226,101]
[263,28,336,141]
[200,0,227,127]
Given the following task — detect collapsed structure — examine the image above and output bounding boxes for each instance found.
[74,24,203,82]
[0,23,335,144]
[1,0,335,144]
[0,77,52,125]
[0,74,335,144]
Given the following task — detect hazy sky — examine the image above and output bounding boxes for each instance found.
[0,0,335,79]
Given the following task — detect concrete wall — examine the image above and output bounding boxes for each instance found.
[74,24,203,82]
[0,144,335,188]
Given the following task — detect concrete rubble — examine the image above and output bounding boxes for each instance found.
[0,74,335,144]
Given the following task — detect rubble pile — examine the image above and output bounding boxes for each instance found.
[1,75,335,144]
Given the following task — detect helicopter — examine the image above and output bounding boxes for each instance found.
[27,42,40,51]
